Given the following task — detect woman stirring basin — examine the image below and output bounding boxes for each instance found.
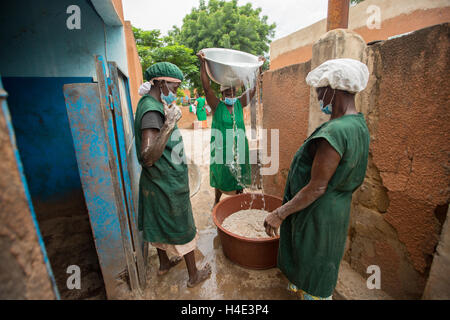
[264,59,371,300]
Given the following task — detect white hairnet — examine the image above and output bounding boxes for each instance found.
[306,58,369,93]
[138,82,152,96]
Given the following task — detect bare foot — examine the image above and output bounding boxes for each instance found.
[158,257,183,276]
[187,263,212,288]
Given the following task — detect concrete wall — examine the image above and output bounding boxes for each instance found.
[262,62,311,198]
[262,23,450,299]
[0,0,128,78]
[270,0,450,70]
[346,23,450,299]
[111,0,125,23]
[0,0,134,299]
[0,0,131,199]
[0,0,130,199]
[124,21,144,112]
[2,77,91,200]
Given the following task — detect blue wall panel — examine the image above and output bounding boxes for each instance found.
[3,77,92,200]
[63,82,128,298]
[0,0,128,78]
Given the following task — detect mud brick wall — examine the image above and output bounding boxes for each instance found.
[262,61,311,198]
[178,106,198,129]
[262,23,449,299]
[346,23,450,299]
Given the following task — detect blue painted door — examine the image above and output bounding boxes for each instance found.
[63,56,145,298]
[108,61,147,288]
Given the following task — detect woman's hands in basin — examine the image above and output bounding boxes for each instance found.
[264,210,283,238]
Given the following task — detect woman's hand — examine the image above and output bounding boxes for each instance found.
[197,50,220,112]
[258,56,266,78]
[197,51,206,63]
[264,210,283,238]
[164,104,182,128]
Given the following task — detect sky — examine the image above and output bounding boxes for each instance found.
[122,0,329,41]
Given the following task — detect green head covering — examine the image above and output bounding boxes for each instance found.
[144,62,184,82]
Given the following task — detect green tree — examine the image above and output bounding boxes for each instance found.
[350,0,365,5]
[133,27,198,88]
[150,45,199,87]
[174,0,276,92]
[133,27,161,74]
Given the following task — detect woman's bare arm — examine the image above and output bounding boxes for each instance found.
[264,138,341,237]
[239,85,257,107]
[197,51,220,113]
[240,57,265,107]
[140,105,181,167]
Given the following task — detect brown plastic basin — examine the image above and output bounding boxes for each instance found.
[212,193,283,270]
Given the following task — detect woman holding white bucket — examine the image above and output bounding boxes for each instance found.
[197,50,264,206]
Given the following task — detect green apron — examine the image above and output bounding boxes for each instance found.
[196,97,207,121]
[278,113,370,298]
[135,95,196,245]
[210,100,251,192]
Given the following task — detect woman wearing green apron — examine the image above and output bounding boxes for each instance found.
[197,51,264,206]
[263,59,371,300]
[136,62,211,288]
[194,94,208,128]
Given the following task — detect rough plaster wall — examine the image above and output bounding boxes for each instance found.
[262,61,311,198]
[0,104,55,300]
[262,24,449,299]
[347,23,450,299]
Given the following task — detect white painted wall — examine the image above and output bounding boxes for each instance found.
[270,0,450,61]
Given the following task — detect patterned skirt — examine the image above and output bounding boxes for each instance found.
[288,283,333,300]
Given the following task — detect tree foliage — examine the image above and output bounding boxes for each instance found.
[176,0,275,56]
[350,0,365,5]
[133,27,198,89]
[173,0,275,92]
[133,0,276,93]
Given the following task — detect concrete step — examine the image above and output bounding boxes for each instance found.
[333,261,393,300]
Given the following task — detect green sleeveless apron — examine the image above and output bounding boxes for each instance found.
[278,113,370,298]
[135,95,196,245]
[196,97,207,121]
[210,100,251,192]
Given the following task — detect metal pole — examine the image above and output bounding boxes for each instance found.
[327,0,350,31]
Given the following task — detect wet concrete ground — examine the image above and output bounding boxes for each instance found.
[127,127,393,300]
[140,128,296,300]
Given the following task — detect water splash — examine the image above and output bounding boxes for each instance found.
[222,62,265,209]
